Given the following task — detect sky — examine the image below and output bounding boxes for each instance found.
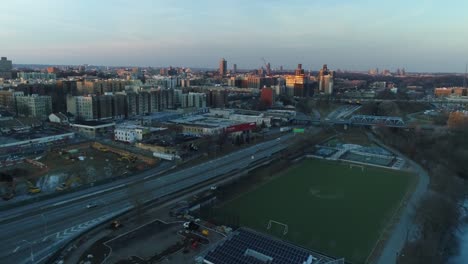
[1,0,468,72]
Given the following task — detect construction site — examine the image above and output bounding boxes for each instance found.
[0,142,158,201]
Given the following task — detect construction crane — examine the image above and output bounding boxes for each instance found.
[261,57,272,76]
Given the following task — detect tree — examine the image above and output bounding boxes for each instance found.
[377,101,401,116]
[447,111,468,131]
[296,99,312,114]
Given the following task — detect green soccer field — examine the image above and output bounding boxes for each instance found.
[213,159,416,263]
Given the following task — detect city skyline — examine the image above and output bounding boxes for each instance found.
[2,0,468,72]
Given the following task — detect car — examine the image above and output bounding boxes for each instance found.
[86,203,98,209]
[183,222,190,228]
[210,186,217,191]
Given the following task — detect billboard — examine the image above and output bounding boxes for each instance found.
[293,128,305,133]
[225,122,257,133]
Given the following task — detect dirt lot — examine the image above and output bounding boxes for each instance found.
[0,143,156,198]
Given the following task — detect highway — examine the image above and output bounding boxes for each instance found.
[0,134,294,264]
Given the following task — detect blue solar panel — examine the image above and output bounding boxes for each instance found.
[201,228,337,264]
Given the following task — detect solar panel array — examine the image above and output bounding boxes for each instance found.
[203,228,337,264]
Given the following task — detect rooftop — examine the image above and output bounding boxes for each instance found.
[198,228,342,264]
[169,115,240,128]
[73,120,115,127]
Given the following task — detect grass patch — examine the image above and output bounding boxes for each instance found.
[211,159,415,263]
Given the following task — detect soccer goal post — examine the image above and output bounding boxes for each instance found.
[267,220,289,235]
[349,164,364,171]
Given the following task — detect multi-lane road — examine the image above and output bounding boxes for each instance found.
[0,134,294,264]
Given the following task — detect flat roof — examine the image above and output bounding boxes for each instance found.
[74,120,113,126]
[0,128,73,143]
[199,227,341,264]
[169,115,240,128]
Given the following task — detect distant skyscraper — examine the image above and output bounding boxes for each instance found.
[233,64,237,74]
[285,64,309,97]
[318,64,334,95]
[0,57,13,79]
[265,62,271,76]
[219,58,227,76]
[295,64,304,76]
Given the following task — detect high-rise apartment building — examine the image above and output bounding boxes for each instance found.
[318,64,334,94]
[219,58,227,76]
[205,88,227,108]
[18,72,56,80]
[233,64,237,74]
[260,87,275,107]
[0,57,13,79]
[0,90,15,110]
[67,95,97,120]
[14,93,52,120]
[180,92,206,108]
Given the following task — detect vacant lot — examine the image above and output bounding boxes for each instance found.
[212,159,415,263]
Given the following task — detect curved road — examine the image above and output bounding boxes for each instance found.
[368,133,430,264]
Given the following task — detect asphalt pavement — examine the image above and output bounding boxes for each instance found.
[0,134,294,264]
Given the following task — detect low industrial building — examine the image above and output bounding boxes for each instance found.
[0,128,75,154]
[168,115,256,136]
[114,124,167,143]
[70,121,115,138]
[206,109,272,127]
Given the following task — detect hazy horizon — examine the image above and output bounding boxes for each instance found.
[2,0,468,72]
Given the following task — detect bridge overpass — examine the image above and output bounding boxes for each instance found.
[312,115,407,128]
[312,97,468,105]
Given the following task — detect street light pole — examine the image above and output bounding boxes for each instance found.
[100,199,110,214]
[22,240,34,263]
[41,213,48,236]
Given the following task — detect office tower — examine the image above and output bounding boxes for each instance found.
[295,64,304,75]
[318,64,334,94]
[285,64,308,97]
[0,57,13,79]
[233,64,237,74]
[219,58,227,76]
